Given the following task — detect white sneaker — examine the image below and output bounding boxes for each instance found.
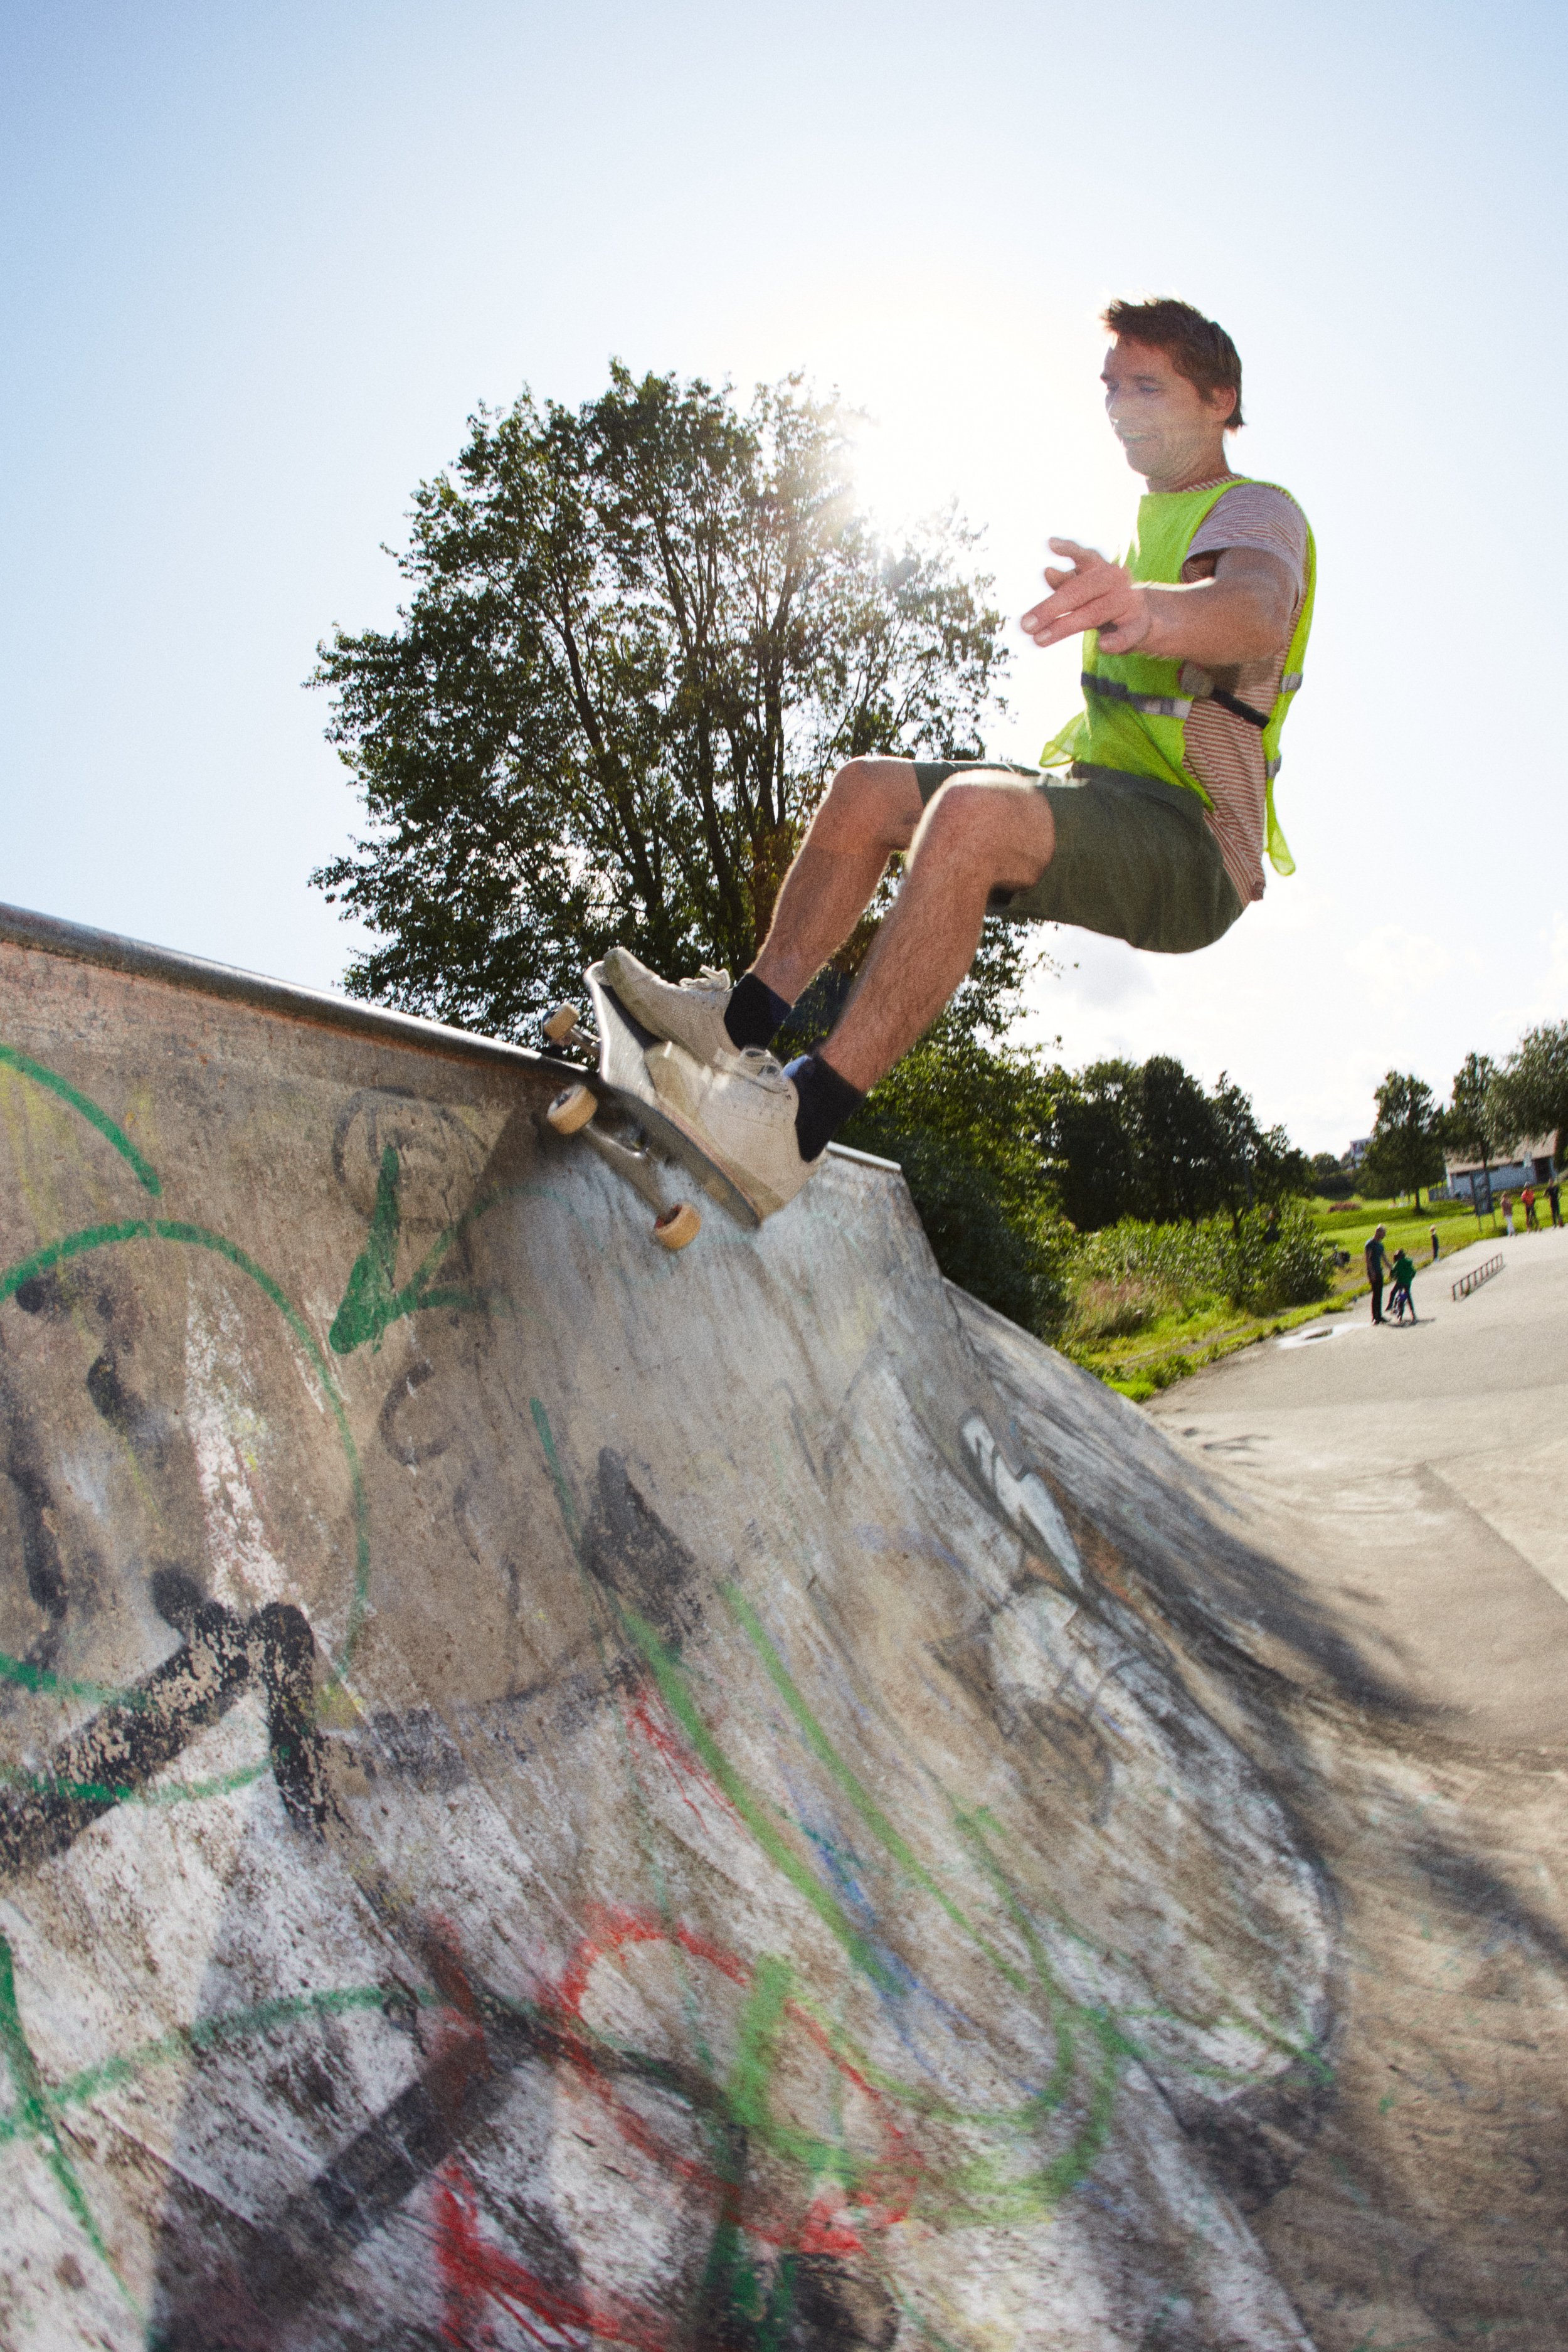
[601,948,738,1068]
[645,1041,822,1220]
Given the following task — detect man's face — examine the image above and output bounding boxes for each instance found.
[1101,337,1235,487]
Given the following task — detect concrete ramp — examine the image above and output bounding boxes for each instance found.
[0,907,1561,2349]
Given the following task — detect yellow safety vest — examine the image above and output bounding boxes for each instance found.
[1039,475,1315,876]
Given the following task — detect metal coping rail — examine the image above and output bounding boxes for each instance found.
[0,899,546,1071]
[0,900,898,1170]
[1453,1253,1505,1301]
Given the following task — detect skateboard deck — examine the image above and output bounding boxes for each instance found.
[541,966,761,1242]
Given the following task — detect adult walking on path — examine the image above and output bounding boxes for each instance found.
[1365,1224,1391,1325]
[604,297,1316,1217]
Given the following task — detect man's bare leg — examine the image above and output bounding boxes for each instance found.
[751,758,925,1005]
[638,767,1055,1211]
[810,776,1054,1093]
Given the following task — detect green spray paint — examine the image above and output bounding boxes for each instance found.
[724,1583,1030,1996]
[0,1650,153,1710]
[726,1951,859,2190]
[701,1597,1143,2215]
[693,1953,857,2341]
[622,1608,896,1996]
[529,1396,583,1550]
[531,1402,893,1977]
[328,1151,598,1360]
[0,1756,269,1810]
[529,1396,1317,2237]
[327,1145,482,1355]
[0,1979,412,2151]
[0,1041,161,1195]
[532,1399,1126,2219]
[0,1931,139,2311]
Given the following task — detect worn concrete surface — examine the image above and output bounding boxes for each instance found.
[1150,1227,1568,1744]
[0,908,1564,2350]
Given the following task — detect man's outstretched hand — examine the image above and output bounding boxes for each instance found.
[1020,539,1150,654]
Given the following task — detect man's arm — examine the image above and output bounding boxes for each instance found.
[1021,539,1295,665]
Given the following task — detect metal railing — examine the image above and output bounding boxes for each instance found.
[1453,1254,1504,1301]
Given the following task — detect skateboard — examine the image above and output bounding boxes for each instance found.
[541,963,761,1251]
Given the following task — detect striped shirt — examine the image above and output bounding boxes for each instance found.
[1176,480,1310,906]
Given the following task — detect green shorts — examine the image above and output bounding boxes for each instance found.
[912,759,1244,956]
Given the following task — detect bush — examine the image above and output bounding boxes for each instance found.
[1070,1217,1226,1312]
[1067,1275,1168,1343]
[874,1124,1070,1337]
[1221,1200,1335,1313]
[1065,1202,1333,1323]
[840,1019,1071,1341]
[1310,1150,1355,1200]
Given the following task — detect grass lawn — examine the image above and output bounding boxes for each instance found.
[1307,1190,1509,1263]
[1066,1189,1532,1404]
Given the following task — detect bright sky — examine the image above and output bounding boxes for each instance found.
[4,0,1565,1155]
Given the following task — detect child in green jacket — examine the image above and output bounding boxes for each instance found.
[1388,1249,1417,1321]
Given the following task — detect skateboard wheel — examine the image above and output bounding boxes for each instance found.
[543,1002,583,1045]
[653,1201,701,1251]
[547,1083,597,1135]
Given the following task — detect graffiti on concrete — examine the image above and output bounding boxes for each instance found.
[960,1413,1083,1588]
[0,991,1340,2348]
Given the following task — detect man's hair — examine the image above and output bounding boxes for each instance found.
[1101,297,1244,430]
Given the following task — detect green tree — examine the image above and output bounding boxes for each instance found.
[1447,1050,1507,1209]
[1045,1061,1144,1232]
[1363,1069,1446,1207]
[1490,1022,1568,1165]
[1208,1073,1310,1230]
[1222,1200,1335,1314]
[842,1032,1066,1338]
[1044,1057,1310,1236]
[834,923,1068,1337]
[1140,1056,1222,1223]
[1253,1126,1314,1206]
[310,365,1007,1037]
[1309,1150,1355,1200]
[1209,1077,1262,1229]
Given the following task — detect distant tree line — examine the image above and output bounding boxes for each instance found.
[1312,1024,1568,1210]
[1042,1056,1311,1233]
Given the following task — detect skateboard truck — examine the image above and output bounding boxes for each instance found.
[543,1002,702,1251]
[541,1004,595,1057]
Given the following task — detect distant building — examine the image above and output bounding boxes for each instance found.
[1442,1133,1559,1206]
[1347,1137,1370,1167]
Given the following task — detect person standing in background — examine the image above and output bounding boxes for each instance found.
[1523,1183,1539,1230]
[1430,1222,1440,1263]
[1503,1192,1515,1237]
[1549,1177,1562,1229]
[1365,1224,1390,1324]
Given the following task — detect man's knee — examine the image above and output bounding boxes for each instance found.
[917,776,1054,889]
[823,756,923,849]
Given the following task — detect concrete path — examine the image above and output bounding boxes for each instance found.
[1150,1226,1568,1748]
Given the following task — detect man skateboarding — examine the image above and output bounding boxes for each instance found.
[604,297,1316,1218]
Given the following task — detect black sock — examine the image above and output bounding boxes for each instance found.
[724,970,792,1052]
[787,1053,865,1163]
